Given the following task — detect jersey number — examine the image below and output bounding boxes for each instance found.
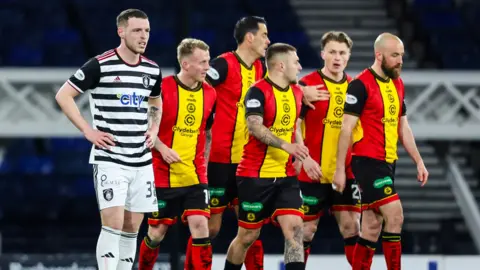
[146,181,154,198]
[351,184,361,200]
[203,189,209,205]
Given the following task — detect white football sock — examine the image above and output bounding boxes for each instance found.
[96,226,121,270]
[117,231,138,270]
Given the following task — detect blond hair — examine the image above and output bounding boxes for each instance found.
[177,38,210,64]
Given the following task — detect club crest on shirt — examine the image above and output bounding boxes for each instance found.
[74,69,85,81]
[142,74,151,88]
[207,67,219,80]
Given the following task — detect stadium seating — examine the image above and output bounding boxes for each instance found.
[0,0,318,67]
[408,0,480,69]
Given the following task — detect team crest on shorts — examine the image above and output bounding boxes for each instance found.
[142,74,151,88]
[247,213,256,222]
[103,188,114,201]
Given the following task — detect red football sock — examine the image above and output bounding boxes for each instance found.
[352,237,376,270]
[245,239,264,269]
[344,235,358,266]
[382,232,402,270]
[191,237,212,270]
[184,236,193,270]
[138,236,160,270]
[303,241,312,265]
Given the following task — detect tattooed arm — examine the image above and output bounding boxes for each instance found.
[205,129,212,162]
[246,114,286,149]
[147,96,162,129]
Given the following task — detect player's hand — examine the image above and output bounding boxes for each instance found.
[282,143,309,161]
[417,161,429,186]
[332,168,347,193]
[158,146,181,164]
[84,128,115,150]
[301,84,330,109]
[144,128,158,149]
[293,159,302,175]
[302,157,322,180]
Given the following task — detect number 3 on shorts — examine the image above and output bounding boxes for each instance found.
[351,183,361,200]
[203,189,209,205]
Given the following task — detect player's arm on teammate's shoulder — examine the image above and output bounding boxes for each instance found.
[399,102,429,185]
[55,58,115,149]
[204,103,215,162]
[145,71,163,148]
[244,86,309,160]
[297,80,329,110]
[205,57,228,87]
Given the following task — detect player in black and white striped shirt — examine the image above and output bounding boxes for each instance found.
[55,9,161,270]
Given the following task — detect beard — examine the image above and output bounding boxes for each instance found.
[381,58,401,79]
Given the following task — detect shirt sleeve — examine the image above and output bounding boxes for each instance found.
[67,58,101,93]
[206,57,228,87]
[206,103,215,130]
[299,104,309,119]
[261,59,268,78]
[150,69,162,98]
[297,80,309,119]
[401,100,407,116]
[344,79,368,116]
[244,86,265,117]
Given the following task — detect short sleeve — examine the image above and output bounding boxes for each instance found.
[344,79,368,116]
[150,69,162,98]
[299,104,309,119]
[67,58,101,93]
[206,103,215,130]
[206,57,228,87]
[401,100,407,116]
[298,80,307,87]
[244,86,265,117]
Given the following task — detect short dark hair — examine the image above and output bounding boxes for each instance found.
[233,16,267,45]
[266,43,297,68]
[116,9,148,27]
[321,31,353,50]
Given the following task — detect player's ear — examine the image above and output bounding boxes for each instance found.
[320,50,325,61]
[117,27,125,39]
[375,51,383,63]
[245,32,254,44]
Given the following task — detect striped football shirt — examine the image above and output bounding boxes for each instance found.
[67,49,162,169]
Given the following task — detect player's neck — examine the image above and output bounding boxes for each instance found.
[177,71,200,89]
[267,73,290,89]
[371,62,389,80]
[235,46,257,67]
[321,67,343,82]
[116,45,140,65]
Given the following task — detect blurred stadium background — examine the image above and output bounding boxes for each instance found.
[0,0,479,269]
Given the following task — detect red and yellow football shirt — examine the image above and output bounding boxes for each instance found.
[297,70,354,183]
[152,75,216,188]
[236,78,303,178]
[344,68,406,163]
[206,52,266,164]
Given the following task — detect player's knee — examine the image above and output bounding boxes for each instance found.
[148,225,167,243]
[384,211,404,229]
[190,217,209,236]
[339,219,360,238]
[237,228,260,249]
[122,212,144,233]
[208,215,222,239]
[303,222,318,242]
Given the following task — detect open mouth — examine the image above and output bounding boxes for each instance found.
[333,63,341,68]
